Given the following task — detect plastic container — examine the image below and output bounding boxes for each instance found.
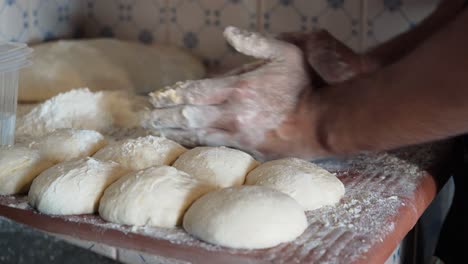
[0,42,32,146]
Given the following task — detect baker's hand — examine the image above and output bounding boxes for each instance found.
[144,27,365,160]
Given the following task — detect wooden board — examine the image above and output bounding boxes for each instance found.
[0,144,452,264]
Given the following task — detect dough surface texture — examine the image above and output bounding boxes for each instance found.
[28,157,127,215]
[173,146,258,188]
[33,129,107,163]
[93,136,186,171]
[19,38,205,102]
[99,166,214,228]
[183,186,307,249]
[246,158,345,210]
[0,146,53,195]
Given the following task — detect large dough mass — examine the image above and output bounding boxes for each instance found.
[0,146,53,195]
[99,166,214,228]
[19,38,205,102]
[93,135,186,171]
[28,157,127,215]
[173,146,258,188]
[183,186,307,249]
[246,158,345,211]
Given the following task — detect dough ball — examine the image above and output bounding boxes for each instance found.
[173,147,258,188]
[0,146,54,195]
[99,166,214,228]
[19,38,205,102]
[246,158,345,211]
[28,158,127,215]
[34,129,107,163]
[93,135,186,171]
[183,186,307,249]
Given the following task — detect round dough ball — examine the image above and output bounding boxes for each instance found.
[183,186,307,249]
[0,146,53,195]
[34,129,107,163]
[246,158,345,211]
[99,166,214,228]
[93,135,186,171]
[173,147,258,188]
[28,157,127,215]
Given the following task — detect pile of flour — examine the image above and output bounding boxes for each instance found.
[16,88,152,140]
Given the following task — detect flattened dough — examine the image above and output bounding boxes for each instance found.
[93,135,186,171]
[183,186,307,249]
[0,146,53,195]
[34,129,107,163]
[246,158,345,211]
[19,38,205,102]
[173,146,258,188]
[99,166,214,228]
[28,157,127,215]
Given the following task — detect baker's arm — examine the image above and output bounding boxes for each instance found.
[368,0,466,67]
[316,7,468,155]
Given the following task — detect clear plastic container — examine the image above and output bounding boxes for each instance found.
[0,42,32,146]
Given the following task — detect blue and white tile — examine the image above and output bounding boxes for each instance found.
[84,0,167,44]
[168,0,257,70]
[261,0,362,51]
[29,0,84,43]
[364,0,439,50]
[0,0,30,42]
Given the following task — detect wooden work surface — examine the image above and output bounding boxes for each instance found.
[0,142,453,264]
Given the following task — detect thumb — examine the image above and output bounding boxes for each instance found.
[223,26,301,61]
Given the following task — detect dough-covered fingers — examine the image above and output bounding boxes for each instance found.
[149,77,236,108]
[223,26,302,62]
[146,105,222,129]
[156,128,236,148]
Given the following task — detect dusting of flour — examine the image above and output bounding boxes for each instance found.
[0,142,449,263]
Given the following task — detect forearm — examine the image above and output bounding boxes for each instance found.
[317,8,468,155]
[367,0,465,67]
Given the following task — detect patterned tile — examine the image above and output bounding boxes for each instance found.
[29,0,84,43]
[168,0,257,70]
[83,0,167,44]
[364,0,439,50]
[0,0,30,42]
[261,0,362,51]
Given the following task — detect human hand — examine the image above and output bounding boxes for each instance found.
[144,27,368,160]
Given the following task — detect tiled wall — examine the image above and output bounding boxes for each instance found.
[0,0,439,69]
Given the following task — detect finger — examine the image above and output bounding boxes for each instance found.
[157,128,237,148]
[145,105,222,129]
[223,26,301,61]
[276,31,309,47]
[216,60,266,77]
[304,30,363,84]
[149,77,237,108]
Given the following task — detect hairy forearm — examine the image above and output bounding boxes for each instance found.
[317,8,468,155]
[367,0,465,67]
